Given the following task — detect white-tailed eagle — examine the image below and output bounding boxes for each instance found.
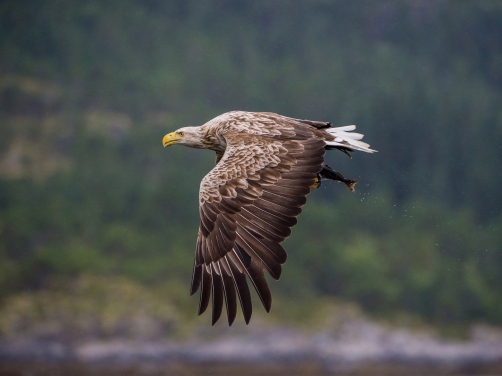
[162,111,375,325]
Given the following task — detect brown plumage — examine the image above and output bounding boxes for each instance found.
[162,111,375,325]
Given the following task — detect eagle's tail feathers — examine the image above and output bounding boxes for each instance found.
[325,125,377,153]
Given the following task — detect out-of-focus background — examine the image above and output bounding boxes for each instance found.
[1,0,502,374]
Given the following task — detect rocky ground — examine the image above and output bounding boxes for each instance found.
[1,278,502,374]
[1,320,502,375]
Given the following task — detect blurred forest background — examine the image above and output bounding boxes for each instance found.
[0,0,501,335]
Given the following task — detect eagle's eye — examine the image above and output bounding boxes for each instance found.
[178,131,184,136]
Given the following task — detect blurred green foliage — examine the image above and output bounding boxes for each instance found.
[0,0,501,326]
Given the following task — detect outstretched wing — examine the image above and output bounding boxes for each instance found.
[191,127,325,325]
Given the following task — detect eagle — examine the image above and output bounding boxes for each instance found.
[162,111,375,325]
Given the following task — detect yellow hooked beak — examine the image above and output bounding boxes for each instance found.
[162,132,182,147]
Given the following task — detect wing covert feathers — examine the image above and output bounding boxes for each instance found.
[190,112,373,325]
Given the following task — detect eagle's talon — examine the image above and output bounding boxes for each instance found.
[311,176,322,189]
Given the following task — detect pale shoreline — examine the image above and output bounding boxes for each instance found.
[2,321,502,375]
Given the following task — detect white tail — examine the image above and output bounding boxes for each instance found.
[325,125,377,153]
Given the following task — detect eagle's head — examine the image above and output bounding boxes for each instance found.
[163,126,205,148]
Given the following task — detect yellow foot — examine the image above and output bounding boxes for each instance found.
[311,177,321,189]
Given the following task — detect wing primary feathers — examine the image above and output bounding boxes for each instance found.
[236,230,282,280]
[190,260,202,295]
[198,265,212,316]
[235,242,275,311]
[218,261,237,326]
[236,225,285,277]
[234,241,252,268]
[247,228,264,239]
[226,253,253,324]
[210,263,224,325]
[247,260,273,313]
